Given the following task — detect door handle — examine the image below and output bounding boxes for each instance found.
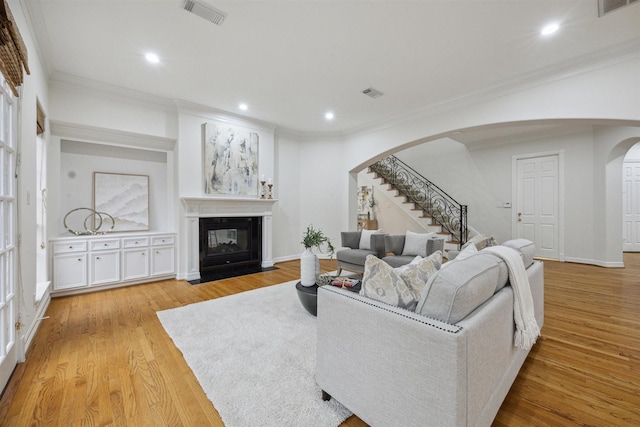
[517,212,522,222]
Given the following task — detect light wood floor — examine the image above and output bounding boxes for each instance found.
[1,255,639,426]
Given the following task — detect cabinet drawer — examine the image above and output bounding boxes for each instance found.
[123,237,149,248]
[53,241,88,254]
[91,239,121,251]
[151,235,175,246]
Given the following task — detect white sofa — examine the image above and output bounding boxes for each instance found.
[316,240,544,427]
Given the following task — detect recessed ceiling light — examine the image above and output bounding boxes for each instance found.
[541,23,559,36]
[325,112,335,121]
[145,52,160,64]
[239,103,248,111]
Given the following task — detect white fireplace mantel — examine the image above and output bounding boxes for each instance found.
[181,197,278,280]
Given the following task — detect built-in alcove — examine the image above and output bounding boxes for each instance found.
[58,139,169,233]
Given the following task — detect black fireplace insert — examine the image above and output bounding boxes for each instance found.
[198,216,262,281]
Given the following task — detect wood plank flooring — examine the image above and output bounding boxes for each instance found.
[1,255,639,426]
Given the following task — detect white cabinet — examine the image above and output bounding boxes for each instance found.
[152,246,175,276]
[90,238,120,285]
[123,248,149,280]
[150,235,175,276]
[51,232,176,295]
[53,252,88,290]
[90,251,120,285]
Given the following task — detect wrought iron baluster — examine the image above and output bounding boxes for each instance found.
[369,155,468,247]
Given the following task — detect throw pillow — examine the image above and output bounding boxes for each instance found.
[401,231,435,257]
[359,229,382,250]
[462,234,497,251]
[397,251,442,298]
[360,252,441,311]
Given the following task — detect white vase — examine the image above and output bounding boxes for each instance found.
[300,248,318,287]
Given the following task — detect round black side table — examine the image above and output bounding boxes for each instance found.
[295,282,318,316]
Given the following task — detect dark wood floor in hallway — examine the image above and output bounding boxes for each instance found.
[1,255,639,426]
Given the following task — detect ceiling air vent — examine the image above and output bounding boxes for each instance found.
[599,0,638,16]
[362,87,384,99]
[181,0,227,26]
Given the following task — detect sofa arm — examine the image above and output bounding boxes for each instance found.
[370,233,387,258]
[427,236,445,256]
[340,231,361,249]
[316,286,467,426]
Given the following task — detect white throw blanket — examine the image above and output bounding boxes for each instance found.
[482,245,540,349]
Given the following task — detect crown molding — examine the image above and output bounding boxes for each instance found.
[19,0,54,78]
[173,99,277,133]
[50,72,177,112]
[343,38,640,140]
[50,120,176,152]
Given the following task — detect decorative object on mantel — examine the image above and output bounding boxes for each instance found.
[203,122,259,196]
[259,175,273,199]
[94,172,149,232]
[63,207,115,235]
[300,225,334,287]
[260,175,267,199]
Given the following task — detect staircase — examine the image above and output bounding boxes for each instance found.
[368,155,468,253]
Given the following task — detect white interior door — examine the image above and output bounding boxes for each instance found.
[0,86,18,391]
[622,161,640,252]
[514,154,560,260]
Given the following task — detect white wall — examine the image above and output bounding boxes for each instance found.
[392,129,598,262]
[38,32,640,278]
[342,59,640,266]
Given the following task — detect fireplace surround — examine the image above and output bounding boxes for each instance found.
[181,197,276,282]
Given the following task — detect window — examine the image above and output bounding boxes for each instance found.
[0,75,17,388]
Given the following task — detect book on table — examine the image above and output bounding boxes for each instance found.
[330,277,360,288]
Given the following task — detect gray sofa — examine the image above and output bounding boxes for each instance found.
[382,233,445,268]
[317,240,543,427]
[336,231,386,275]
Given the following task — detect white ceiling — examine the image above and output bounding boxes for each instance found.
[24,0,640,135]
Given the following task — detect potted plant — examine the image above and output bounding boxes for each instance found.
[300,224,334,287]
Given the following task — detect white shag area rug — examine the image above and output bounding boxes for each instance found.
[157,281,352,427]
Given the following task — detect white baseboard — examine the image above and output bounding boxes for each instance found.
[563,257,624,268]
[22,290,52,361]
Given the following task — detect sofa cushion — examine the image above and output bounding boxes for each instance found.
[401,231,435,257]
[359,229,382,250]
[415,253,499,324]
[360,252,441,311]
[501,239,535,268]
[336,248,376,266]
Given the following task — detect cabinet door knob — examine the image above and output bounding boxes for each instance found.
[77,258,82,261]
[104,243,108,246]
[96,257,100,260]
[69,246,73,249]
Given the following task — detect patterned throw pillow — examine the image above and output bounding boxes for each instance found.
[360,251,442,311]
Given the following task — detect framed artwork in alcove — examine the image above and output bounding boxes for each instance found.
[93,172,149,232]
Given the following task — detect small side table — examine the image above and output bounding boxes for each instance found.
[295,281,362,316]
[295,282,319,316]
